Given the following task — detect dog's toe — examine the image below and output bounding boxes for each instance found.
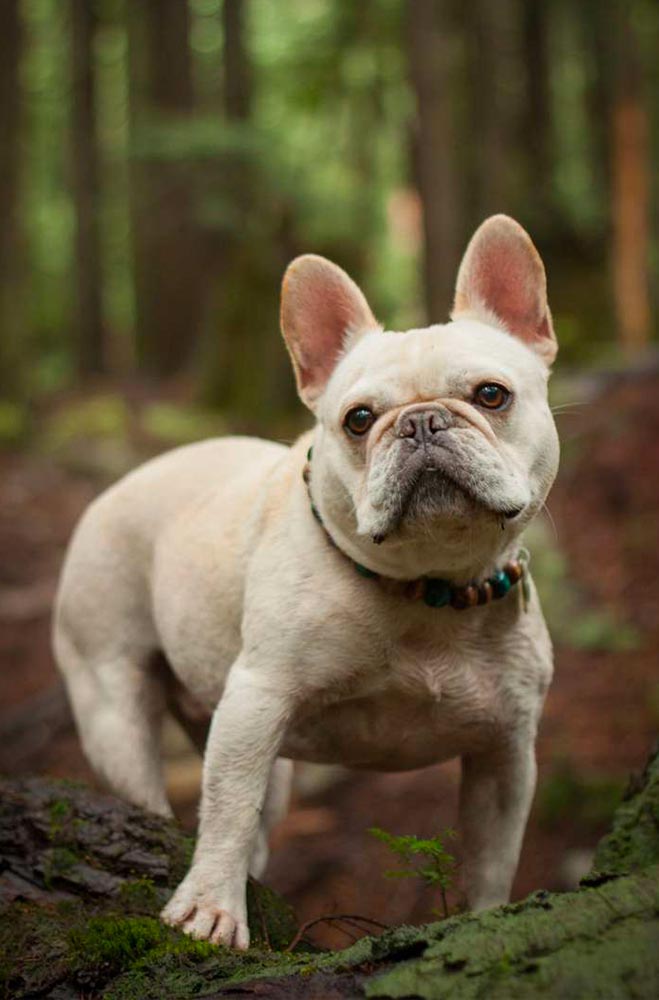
[161,896,194,927]
[210,910,236,947]
[184,907,218,940]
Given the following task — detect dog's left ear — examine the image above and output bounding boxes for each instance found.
[452,215,557,365]
[281,255,380,410]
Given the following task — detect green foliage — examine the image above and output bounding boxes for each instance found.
[140,402,222,447]
[3,0,658,411]
[67,916,173,976]
[118,878,160,915]
[131,116,262,163]
[48,797,73,837]
[369,826,457,918]
[593,746,659,876]
[0,401,29,444]
[524,514,642,652]
[537,760,624,832]
[43,845,80,889]
[40,395,130,452]
[566,610,641,652]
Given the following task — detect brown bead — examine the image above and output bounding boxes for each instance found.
[302,463,311,485]
[406,579,426,601]
[450,588,468,610]
[451,585,479,610]
[504,561,523,584]
[478,581,493,605]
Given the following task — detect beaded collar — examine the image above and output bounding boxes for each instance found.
[303,448,530,612]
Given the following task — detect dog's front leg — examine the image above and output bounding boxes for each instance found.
[459,735,537,911]
[162,659,292,949]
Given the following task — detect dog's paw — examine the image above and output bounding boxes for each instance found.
[161,871,249,950]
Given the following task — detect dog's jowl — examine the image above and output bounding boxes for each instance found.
[54,215,559,949]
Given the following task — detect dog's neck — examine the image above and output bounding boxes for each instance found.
[303,450,529,611]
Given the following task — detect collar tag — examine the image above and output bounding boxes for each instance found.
[518,547,531,612]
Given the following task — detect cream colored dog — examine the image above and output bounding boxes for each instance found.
[54,215,559,950]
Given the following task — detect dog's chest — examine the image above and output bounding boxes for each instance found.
[282,635,504,770]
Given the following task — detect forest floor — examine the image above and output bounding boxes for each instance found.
[1,368,658,949]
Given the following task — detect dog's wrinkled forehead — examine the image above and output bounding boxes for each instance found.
[320,319,549,421]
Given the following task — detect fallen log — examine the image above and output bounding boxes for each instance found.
[1,745,658,998]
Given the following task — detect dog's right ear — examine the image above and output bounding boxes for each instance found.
[280,255,380,410]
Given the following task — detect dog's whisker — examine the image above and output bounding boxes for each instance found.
[550,401,587,414]
[541,501,559,541]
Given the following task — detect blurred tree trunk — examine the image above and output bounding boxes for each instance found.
[406,0,461,324]
[71,0,105,377]
[579,0,615,227]
[126,2,149,374]
[202,0,287,421]
[129,0,201,377]
[464,0,516,225]
[611,6,651,355]
[223,0,252,122]
[201,0,253,411]
[0,0,23,397]
[520,0,555,227]
[221,0,293,417]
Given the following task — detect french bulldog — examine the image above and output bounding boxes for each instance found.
[53,214,559,949]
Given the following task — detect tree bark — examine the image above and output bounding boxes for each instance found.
[579,0,616,227]
[520,0,555,227]
[0,0,24,396]
[202,0,285,419]
[464,0,517,225]
[71,0,105,378]
[223,0,252,122]
[406,0,462,325]
[128,0,202,377]
[2,747,658,998]
[610,5,651,355]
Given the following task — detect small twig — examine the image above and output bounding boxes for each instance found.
[253,884,271,950]
[440,885,448,920]
[285,913,388,953]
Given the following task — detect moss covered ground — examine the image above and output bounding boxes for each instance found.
[1,747,658,998]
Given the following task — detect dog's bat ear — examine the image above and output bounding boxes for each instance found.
[281,255,380,410]
[452,215,557,365]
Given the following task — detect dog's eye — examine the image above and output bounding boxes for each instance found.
[344,406,375,436]
[474,383,511,410]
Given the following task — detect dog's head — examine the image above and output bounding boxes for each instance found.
[281,215,559,581]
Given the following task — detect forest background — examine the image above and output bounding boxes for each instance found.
[0,0,657,433]
[0,0,658,945]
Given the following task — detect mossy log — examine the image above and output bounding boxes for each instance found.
[1,747,658,999]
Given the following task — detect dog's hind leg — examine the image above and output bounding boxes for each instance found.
[55,629,173,818]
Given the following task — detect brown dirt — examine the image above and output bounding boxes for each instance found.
[1,371,657,949]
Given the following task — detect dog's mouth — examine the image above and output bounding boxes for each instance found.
[367,445,526,543]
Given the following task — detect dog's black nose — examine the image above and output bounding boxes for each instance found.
[397,407,451,443]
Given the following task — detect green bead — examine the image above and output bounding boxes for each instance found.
[424,578,451,608]
[490,570,511,599]
[355,562,378,579]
